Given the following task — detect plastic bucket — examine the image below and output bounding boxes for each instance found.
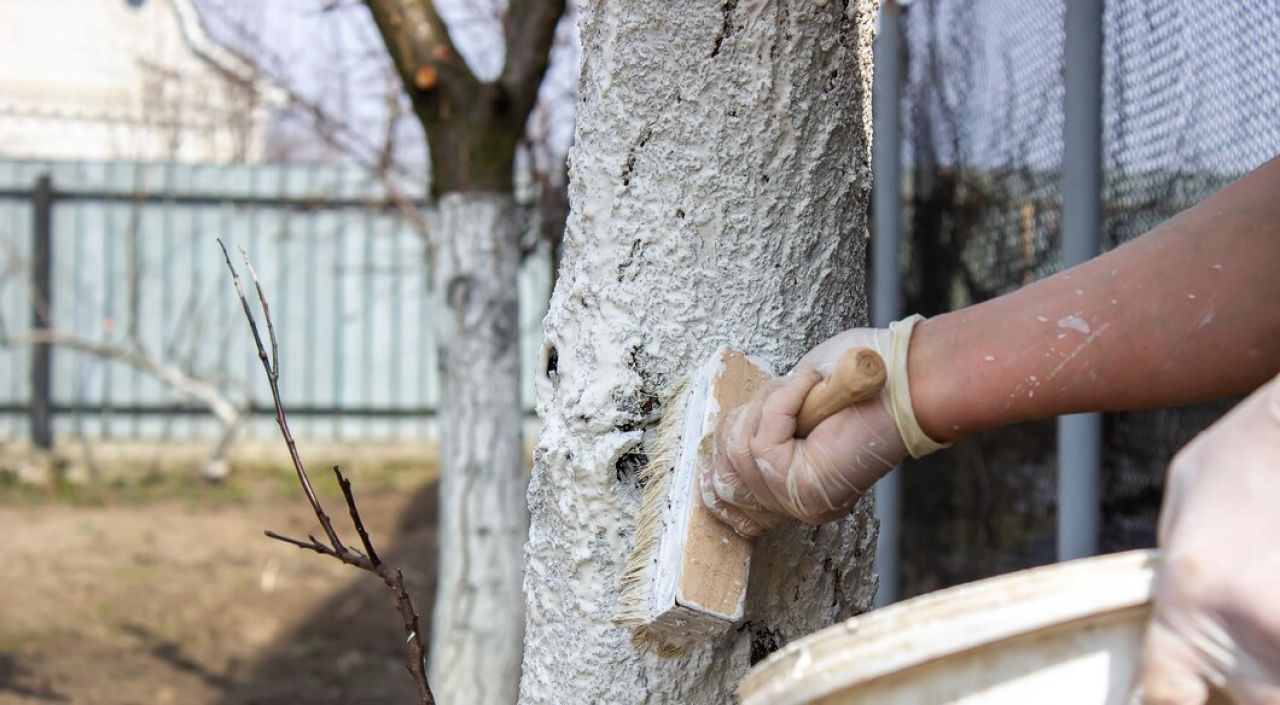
[739,550,1159,705]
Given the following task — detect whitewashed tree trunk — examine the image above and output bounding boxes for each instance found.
[520,1,880,703]
[430,192,527,705]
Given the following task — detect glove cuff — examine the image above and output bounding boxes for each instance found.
[887,314,951,459]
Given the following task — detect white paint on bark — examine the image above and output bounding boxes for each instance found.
[520,1,880,702]
[430,192,527,705]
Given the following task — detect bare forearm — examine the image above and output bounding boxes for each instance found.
[911,156,1280,442]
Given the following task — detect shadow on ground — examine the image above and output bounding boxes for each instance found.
[0,655,69,703]
[211,481,440,705]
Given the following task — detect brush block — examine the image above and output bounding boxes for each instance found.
[649,347,772,646]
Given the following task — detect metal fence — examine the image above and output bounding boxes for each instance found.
[872,0,1280,601]
[0,159,549,444]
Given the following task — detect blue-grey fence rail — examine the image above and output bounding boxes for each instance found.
[0,159,549,444]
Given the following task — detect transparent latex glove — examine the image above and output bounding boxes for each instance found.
[700,317,945,538]
[1132,375,1280,705]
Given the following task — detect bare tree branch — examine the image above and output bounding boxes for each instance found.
[365,0,479,119]
[6,330,239,427]
[500,0,567,125]
[219,239,434,705]
[220,240,342,551]
[0,183,248,479]
[1,328,245,479]
[196,3,439,259]
[197,0,428,185]
[336,466,382,565]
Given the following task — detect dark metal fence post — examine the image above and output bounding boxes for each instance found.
[872,0,904,607]
[1059,0,1104,560]
[30,174,54,450]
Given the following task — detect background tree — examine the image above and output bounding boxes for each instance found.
[520,1,881,703]
[360,2,566,704]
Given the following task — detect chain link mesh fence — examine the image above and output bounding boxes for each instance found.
[895,0,1280,597]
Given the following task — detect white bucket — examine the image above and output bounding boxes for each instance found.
[739,550,1160,705]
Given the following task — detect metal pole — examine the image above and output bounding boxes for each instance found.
[872,0,903,606]
[1058,0,1104,561]
[30,174,54,450]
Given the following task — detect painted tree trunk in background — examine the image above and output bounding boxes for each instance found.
[520,1,879,703]
[430,193,526,705]
[364,3,563,703]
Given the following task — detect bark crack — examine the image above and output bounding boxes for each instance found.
[710,0,740,58]
[620,126,653,187]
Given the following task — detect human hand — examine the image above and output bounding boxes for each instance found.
[700,316,946,538]
[1133,375,1280,705]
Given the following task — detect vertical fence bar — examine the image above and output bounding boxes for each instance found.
[127,166,143,437]
[361,208,374,437]
[71,167,87,440]
[389,213,403,439]
[304,170,319,439]
[102,162,117,439]
[186,174,201,440]
[332,211,346,440]
[30,174,54,449]
[871,0,904,607]
[1058,0,1104,561]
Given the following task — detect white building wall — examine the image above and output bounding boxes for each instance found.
[0,0,271,163]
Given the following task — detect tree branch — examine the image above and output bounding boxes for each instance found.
[219,240,344,551]
[4,330,240,428]
[220,240,434,705]
[500,0,566,124]
[336,466,382,566]
[1,328,245,479]
[364,0,477,117]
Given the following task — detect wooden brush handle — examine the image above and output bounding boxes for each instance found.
[795,348,887,438]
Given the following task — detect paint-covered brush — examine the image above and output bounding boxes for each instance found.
[615,345,888,656]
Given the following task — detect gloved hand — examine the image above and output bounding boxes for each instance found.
[700,316,947,538]
[1133,374,1280,705]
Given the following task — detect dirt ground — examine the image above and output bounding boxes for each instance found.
[0,460,440,705]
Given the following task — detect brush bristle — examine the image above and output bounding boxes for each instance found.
[615,347,768,657]
[631,625,690,658]
[613,376,689,652]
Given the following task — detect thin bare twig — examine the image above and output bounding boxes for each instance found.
[219,239,434,705]
[0,328,245,479]
[336,466,382,566]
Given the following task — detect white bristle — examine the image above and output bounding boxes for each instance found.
[614,376,688,637]
[613,347,769,657]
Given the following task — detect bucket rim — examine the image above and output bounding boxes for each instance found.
[738,549,1158,705]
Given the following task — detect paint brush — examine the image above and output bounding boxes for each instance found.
[615,345,887,655]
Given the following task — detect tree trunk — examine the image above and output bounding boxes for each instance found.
[430,192,527,705]
[519,1,879,702]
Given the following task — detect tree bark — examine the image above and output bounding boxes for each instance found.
[363,4,563,702]
[519,1,880,703]
[430,193,527,705]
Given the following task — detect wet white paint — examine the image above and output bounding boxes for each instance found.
[1057,315,1092,335]
[520,2,881,703]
